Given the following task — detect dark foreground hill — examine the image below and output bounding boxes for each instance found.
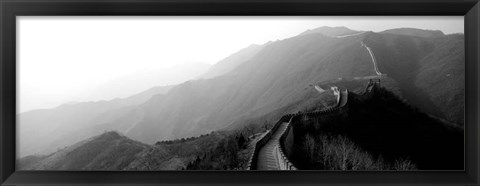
[291,84,463,170]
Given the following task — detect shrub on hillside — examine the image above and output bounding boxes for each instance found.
[184,133,248,170]
[299,133,417,170]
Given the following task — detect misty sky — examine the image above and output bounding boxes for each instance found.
[17,16,463,113]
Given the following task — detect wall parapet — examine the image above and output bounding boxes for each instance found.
[248,82,382,170]
[246,114,291,170]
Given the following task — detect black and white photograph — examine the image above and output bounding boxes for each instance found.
[16,16,464,171]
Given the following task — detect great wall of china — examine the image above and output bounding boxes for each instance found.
[247,38,382,170]
[247,80,378,170]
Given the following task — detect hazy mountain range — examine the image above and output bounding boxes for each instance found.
[65,62,211,106]
[18,26,464,162]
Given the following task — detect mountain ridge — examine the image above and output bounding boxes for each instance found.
[201,44,265,79]
[380,27,446,38]
[18,26,465,158]
[299,26,361,37]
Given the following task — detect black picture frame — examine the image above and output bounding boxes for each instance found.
[1,0,479,185]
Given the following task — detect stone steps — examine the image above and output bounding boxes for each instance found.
[256,122,289,170]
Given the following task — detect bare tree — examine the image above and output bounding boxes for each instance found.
[262,120,271,132]
[243,124,255,137]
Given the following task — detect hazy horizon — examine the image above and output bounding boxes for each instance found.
[17,16,463,113]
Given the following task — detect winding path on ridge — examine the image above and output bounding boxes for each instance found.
[252,34,381,170]
[256,122,289,170]
[361,41,382,76]
[255,89,348,170]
